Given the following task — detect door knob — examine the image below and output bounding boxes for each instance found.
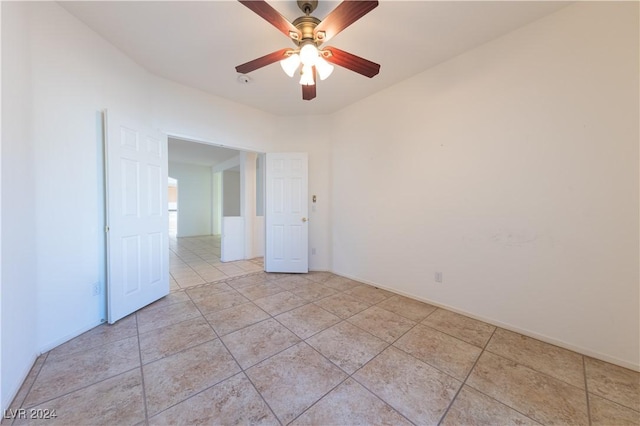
[302,217,308,223]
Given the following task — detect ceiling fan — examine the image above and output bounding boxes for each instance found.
[235,0,381,101]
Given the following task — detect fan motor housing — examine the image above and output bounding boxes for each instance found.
[293,16,321,45]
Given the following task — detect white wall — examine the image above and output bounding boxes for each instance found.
[27,1,153,355]
[212,156,241,236]
[168,162,213,237]
[1,2,39,410]
[253,155,265,258]
[240,151,259,259]
[212,171,222,235]
[223,170,241,216]
[331,2,639,369]
[256,154,265,217]
[151,77,278,154]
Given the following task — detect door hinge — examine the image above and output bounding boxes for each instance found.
[105,226,110,233]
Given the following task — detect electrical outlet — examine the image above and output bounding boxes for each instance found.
[92,282,101,296]
[311,248,317,255]
[435,272,443,283]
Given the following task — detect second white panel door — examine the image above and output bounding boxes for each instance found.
[265,153,308,273]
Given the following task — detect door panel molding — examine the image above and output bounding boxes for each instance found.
[105,110,169,323]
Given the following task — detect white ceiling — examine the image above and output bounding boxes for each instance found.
[60,1,569,116]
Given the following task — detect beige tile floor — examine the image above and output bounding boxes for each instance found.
[4,239,639,425]
[169,235,264,290]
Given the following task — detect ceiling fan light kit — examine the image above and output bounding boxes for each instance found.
[236,0,381,101]
[300,64,315,85]
[315,56,334,80]
[279,44,334,83]
[280,53,301,77]
[299,43,319,66]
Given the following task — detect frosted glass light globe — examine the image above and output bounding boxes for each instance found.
[299,44,319,66]
[299,64,315,85]
[315,56,334,80]
[280,53,300,77]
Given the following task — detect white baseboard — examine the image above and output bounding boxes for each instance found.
[2,353,37,412]
[38,318,105,354]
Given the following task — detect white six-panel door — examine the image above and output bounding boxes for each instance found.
[105,110,169,323]
[265,153,309,273]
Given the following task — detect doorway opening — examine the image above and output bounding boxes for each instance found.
[166,136,265,291]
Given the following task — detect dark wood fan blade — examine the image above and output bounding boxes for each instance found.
[236,48,291,74]
[302,67,317,100]
[322,46,380,78]
[314,1,378,44]
[238,0,301,40]
[302,84,316,100]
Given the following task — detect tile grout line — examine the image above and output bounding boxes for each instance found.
[297,295,408,420]
[43,326,138,362]
[206,279,393,423]
[169,238,262,288]
[148,371,270,424]
[583,356,593,426]
[413,309,610,398]
[416,320,490,351]
[219,322,302,372]
[346,349,417,426]
[352,381,418,425]
[136,299,221,363]
[185,287,284,426]
[174,270,266,293]
[351,305,490,386]
[272,307,341,341]
[481,345,594,394]
[284,375,353,425]
[436,327,497,425]
[8,351,50,425]
[18,332,149,410]
[211,312,273,339]
[142,302,276,418]
[17,366,144,415]
[318,304,435,426]
[583,390,640,414]
[194,277,318,339]
[240,369,284,426]
[275,302,415,426]
[140,336,219,374]
[135,313,150,424]
[370,302,501,354]
[437,328,544,426]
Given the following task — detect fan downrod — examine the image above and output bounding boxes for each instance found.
[297,0,318,15]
